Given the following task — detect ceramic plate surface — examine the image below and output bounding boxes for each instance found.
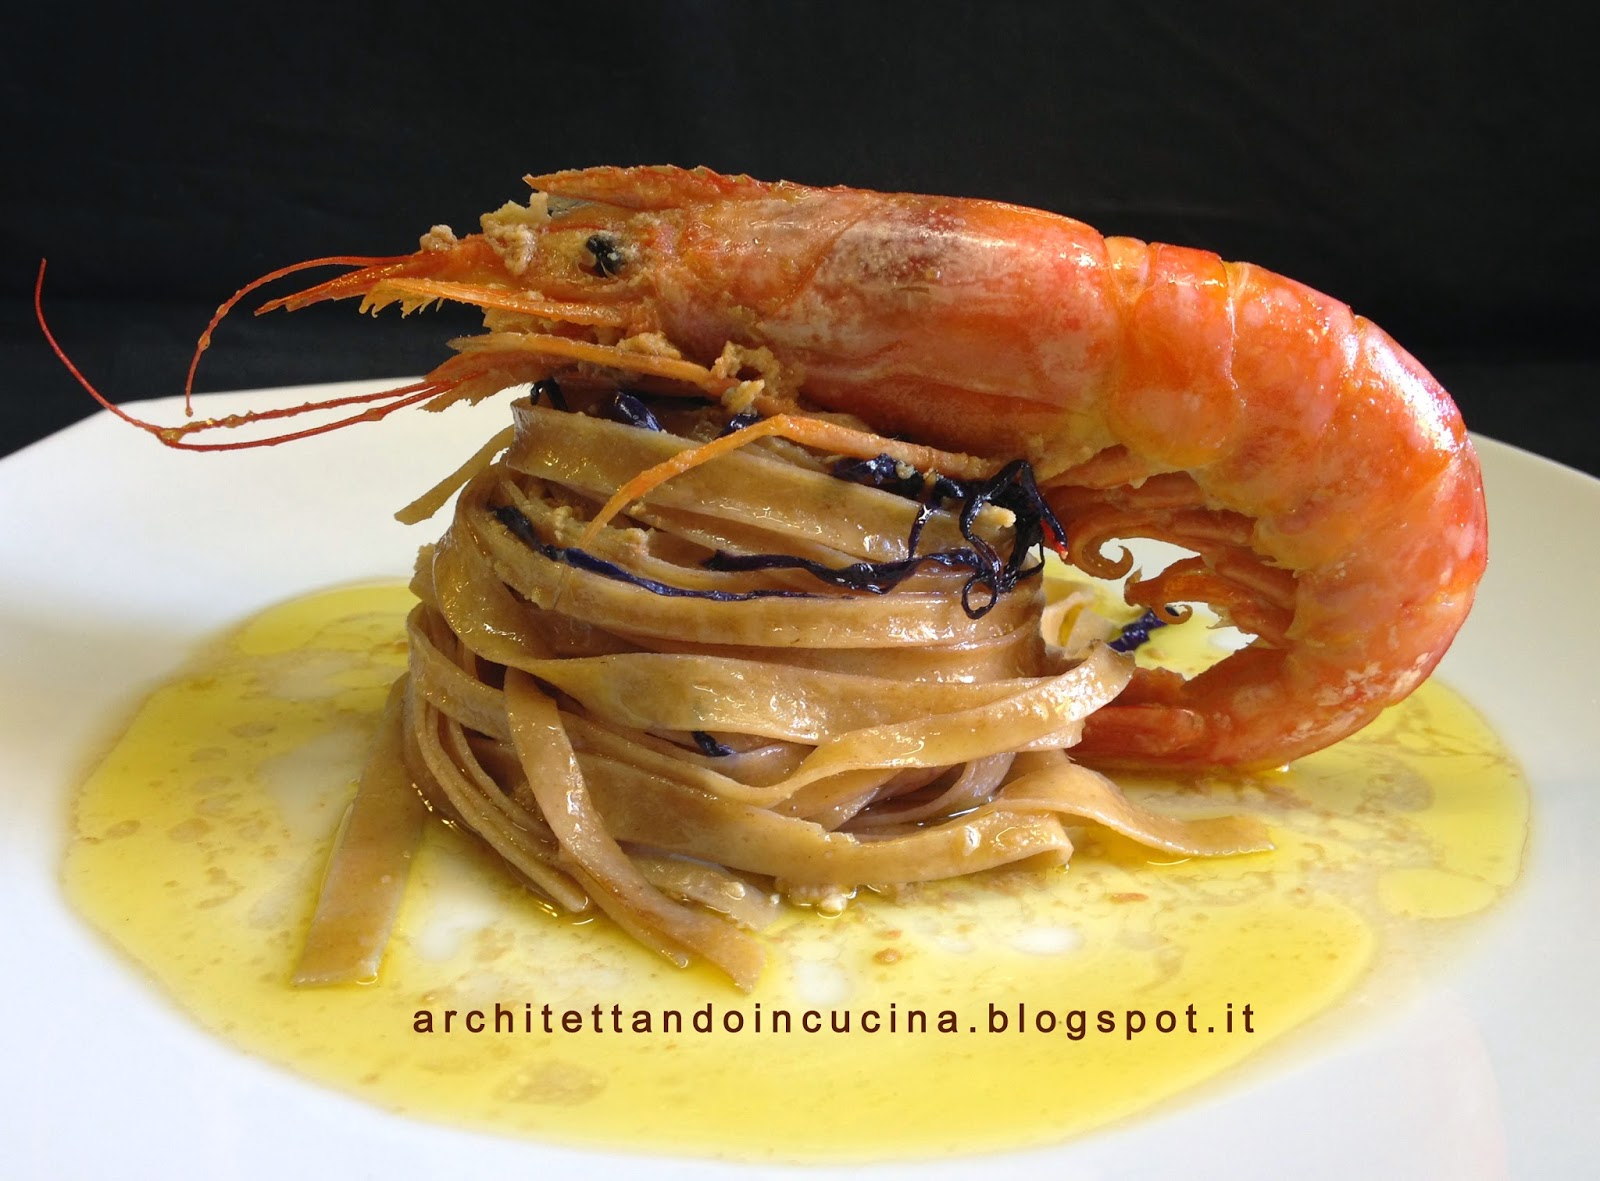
[2,386,1594,1180]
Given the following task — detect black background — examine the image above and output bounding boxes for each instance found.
[5,2,1596,473]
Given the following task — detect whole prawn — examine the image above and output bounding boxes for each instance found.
[42,165,1487,771]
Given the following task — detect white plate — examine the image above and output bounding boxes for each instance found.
[2,385,1595,1180]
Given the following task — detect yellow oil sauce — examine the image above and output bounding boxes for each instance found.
[63,583,1528,1162]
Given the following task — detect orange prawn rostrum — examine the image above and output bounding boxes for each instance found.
[46,165,1487,771]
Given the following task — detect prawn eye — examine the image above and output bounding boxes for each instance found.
[585,233,626,278]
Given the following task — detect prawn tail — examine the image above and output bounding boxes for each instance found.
[1077,649,1330,771]
[1077,668,1208,761]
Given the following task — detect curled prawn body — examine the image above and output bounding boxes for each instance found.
[49,165,1486,771]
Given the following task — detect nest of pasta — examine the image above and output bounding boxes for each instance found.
[296,381,1265,990]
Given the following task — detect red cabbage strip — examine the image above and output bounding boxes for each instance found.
[1109,609,1169,652]
[491,505,814,603]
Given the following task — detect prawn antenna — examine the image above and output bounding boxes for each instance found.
[35,257,461,451]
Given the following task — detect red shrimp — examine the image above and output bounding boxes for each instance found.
[40,165,1487,770]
